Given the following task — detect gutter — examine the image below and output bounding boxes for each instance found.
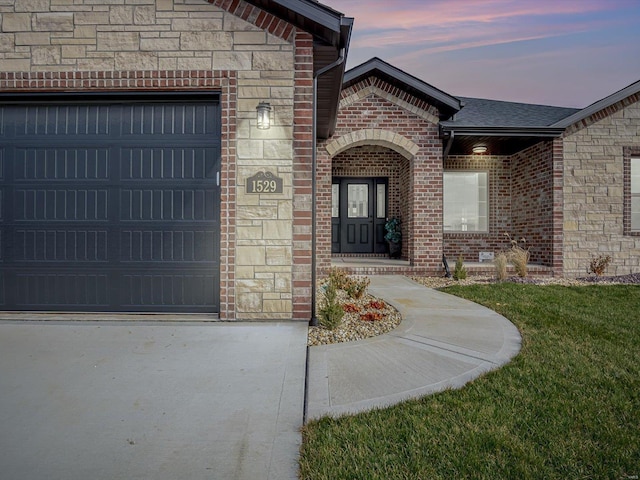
[309,48,346,326]
[439,125,566,137]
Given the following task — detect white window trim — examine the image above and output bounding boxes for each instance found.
[631,156,640,232]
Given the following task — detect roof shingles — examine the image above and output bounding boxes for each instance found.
[444,97,580,128]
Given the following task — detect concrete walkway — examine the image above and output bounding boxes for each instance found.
[0,321,307,480]
[306,275,522,420]
[0,276,522,478]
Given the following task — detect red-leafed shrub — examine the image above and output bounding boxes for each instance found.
[342,303,361,313]
[367,300,386,310]
[360,311,384,322]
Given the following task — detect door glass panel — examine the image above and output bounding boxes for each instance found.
[332,184,339,218]
[376,183,386,219]
[348,184,369,218]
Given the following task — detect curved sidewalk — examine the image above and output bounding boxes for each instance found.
[305,275,522,421]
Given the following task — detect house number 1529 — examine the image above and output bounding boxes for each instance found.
[246,171,283,194]
[250,179,278,193]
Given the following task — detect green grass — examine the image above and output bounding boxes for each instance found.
[300,285,640,479]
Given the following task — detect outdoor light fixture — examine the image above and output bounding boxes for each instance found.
[256,101,271,130]
[472,145,488,154]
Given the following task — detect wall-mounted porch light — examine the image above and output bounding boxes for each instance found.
[472,144,488,154]
[256,101,271,130]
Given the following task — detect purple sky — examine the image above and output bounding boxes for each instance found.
[320,0,640,108]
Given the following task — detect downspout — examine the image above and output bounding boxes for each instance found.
[442,130,454,162]
[441,130,454,277]
[310,48,346,326]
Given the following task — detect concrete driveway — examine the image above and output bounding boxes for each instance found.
[0,320,307,480]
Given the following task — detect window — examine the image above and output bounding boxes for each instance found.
[444,172,488,232]
[331,184,339,218]
[347,184,369,218]
[632,157,640,231]
[376,183,386,219]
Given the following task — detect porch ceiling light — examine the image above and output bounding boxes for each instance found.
[256,101,271,130]
[472,145,488,154]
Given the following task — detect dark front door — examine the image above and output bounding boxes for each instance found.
[0,95,221,313]
[331,177,387,254]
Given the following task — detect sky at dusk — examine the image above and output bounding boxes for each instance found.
[320,0,640,108]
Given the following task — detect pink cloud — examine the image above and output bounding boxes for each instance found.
[325,0,631,53]
[332,0,616,30]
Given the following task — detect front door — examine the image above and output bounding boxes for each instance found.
[331,177,387,254]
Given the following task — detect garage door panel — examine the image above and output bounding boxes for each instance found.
[15,148,110,181]
[121,188,217,221]
[14,188,110,221]
[121,147,218,180]
[14,272,111,307]
[121,229,217,263]
[13,229,109,263]
[14,104,111,137]
[121,103,218,136]
[122,273,217,309]
[1,97,220,313]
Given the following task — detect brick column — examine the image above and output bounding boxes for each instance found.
[292,30,314,321]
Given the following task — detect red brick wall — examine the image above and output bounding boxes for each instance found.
[443,154,512,262]
[443,141,556,267]
[332,146,410,255]
[511,141,554,265]
[317,76,443,274]
[292,30,314,320]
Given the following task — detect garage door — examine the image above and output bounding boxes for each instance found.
[0,95,220,313]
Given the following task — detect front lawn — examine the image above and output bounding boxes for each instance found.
[300,284,640,479]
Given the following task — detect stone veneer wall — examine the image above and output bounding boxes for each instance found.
[317,76,443,274]
[0,0,312,320]
[562,94,640,277]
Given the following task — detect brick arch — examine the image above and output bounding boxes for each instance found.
[325,129,420,160]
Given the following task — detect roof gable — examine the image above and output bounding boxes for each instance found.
[551,78,640,129]
[343,58,461,119]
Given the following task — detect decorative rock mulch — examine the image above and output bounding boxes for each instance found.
[411,273,640,289]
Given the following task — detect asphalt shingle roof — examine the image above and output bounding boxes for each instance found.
[444,97,580,128]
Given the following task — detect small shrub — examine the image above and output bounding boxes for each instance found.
[494,252,508,281]
[344,276,370,300]
[453,255,467,281]
[328,267,350,290]
[318,278,344,330]
[506,234,530,277]
[588,254,612,276]
[384,217,402,244]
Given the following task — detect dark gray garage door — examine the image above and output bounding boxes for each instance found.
[0,94,220,313]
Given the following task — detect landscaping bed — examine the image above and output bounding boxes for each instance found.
[308,288,401,346]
